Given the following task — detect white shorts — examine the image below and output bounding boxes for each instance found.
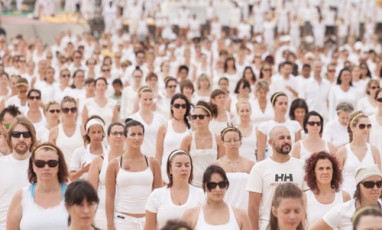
[114,213,145,230]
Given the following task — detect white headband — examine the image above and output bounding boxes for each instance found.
[85,118,105,133]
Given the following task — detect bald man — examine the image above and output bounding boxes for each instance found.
[247,126,307,230]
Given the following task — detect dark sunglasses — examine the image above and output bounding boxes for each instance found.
[371,86,380,90]
[11,131,32,138]
[28,96,41,100]
[102,69,110,72]
[358,124,372,129]
[206,181,229,190]
[33,160,59,168]
[173,104,187,109]
[111,131,125,136]
[62,107,77,114]
[191,114,210,120]
[307,121,321,126]
[167,85,177,89]
[61,74,70,78]
[361,180,382,189]
[263,68,271,72]
[49,109,60,114]
[328,70,335,73]
[376,98,382,103]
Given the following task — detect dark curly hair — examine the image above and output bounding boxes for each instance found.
[304,151,343,192]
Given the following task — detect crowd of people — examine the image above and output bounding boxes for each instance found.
[1,0,382,230]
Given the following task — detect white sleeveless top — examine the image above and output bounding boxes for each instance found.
[225,173,250,212]
[114,156,153,214]
[56,124,83,165]
[189,132,218,187]
[306,190,344,227]
[209,111,232,135]
[94,152,108,230]
[84,98,116,128]
[19,184,68,230]
[299,140,330,162]
[342,143,375,195]
[195,205,240,230]
[239,125,257,162]
[162,120,191,183]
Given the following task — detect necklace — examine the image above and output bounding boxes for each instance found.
[226,157,239,172]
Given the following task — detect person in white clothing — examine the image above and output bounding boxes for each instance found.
[304,151,350,227]
[181,164,251,230]
[145,150,205,230]
[309,164,382,230]
[335,111,381,196]
[247,126,307,230]
[369,89,382,158]
[236,100,258,161]
[0,117,36,229]
[357,79,380,116]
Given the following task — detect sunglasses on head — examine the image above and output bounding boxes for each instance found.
[11,131,32,138]
[307,121,321,126]
[62,107,77,114]
[191,114,210,120]
[358,124,372,129]
[49,109,60,114]
[33,160,59,168]
[173,103,187,109]
[206,181,229,190]
[28,96,41,100]
[377,98,382,103]
[361,180,382,189]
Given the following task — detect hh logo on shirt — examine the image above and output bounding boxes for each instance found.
[275,173,293,182]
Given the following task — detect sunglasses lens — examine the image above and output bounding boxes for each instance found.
[207,182,217,190]
[363,181,382,189]
[359,124,366,129]
[47,160,59,167]
[34,160,46,168]
[377,98,382,103]
[11,131,31,138]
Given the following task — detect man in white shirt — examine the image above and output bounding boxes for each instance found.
[270,61,299,101]
[247,126,307,230]
[0,117,36,229]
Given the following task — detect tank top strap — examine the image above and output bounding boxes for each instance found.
[60,183,67,200]
[226,111,232,123]
[335,191,344,203]
[190,132,196,150]
[211,131,217,149]
[119,156,123,168]
[30,183,66,200]
[144,155,149,167]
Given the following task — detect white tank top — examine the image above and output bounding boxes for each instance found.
[114,156,153,214]
[56,124,83,165]
[224,173,250,212]
[209,111,231,135]
[195,205,240,230]
[342,143,375,195]
[239,125,257,162]
[162,120,191,183]
[19,184,68,230]
[306,190,344,227]
[98,152,109,210]
[299,140,330,161]
[189,132,218,187]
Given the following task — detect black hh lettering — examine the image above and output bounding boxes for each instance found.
[275,173,293,182]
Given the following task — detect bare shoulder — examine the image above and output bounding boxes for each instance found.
[181,206,200,228]
[149,156,160,167]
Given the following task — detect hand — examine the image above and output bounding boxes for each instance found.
[80,162,91,174]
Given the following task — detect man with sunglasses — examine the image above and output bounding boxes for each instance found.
[247,126,307,230]
[5,77,29,115]
[0,117,36,229]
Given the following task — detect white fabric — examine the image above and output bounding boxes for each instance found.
[0,155,30,229]
[94,152,108,230]
[84,98,116,128]
[246,157,307,230]
[328,86,359,121]
[300,78,331,121]
[323,119,349,149]
[209,111,232,135]
[145,185,205,229]
[357,97,378,116]
[250,99,274,127]
[114,213,145,230]
[225,173,250,212]
[56,124,84,166]
[322,199,357,230]
[239,125,257,162]
[195,204,240,230]
[298,140,330,161]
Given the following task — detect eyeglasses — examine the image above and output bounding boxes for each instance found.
[206,181,229,190]
[377,98,382,103]
[28,96,41,100]
[307,121,321,126]
[370,86,380,90]
[191,114,210,120]
[358,124,372,129]
[224,139,240,143]
[263,68,271,72]
[49,109,60,114]
[361,180,382,189]
[167,85,177,89]
[61,74,70,78]
[173,103,187,109]
[62,107,78,114]
[33,160,59,168]
[111,131,125,136]
[102,69,110,72]
[11,131,32,138]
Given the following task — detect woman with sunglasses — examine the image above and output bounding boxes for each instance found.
[209,89,232,135]
[181,165,251,229]
[291,111,335,160]
[88,122,125,230]
[156,94,191,184]
[105,119,162,230]
[65,180,99,230]
[335,111,381,196]
[157,77,177,119]
[181,101,224,187]
[259,63,273,86]
[215,125,254,212]
[49,96,85,165]
[304,151,350,227]
[69,115,107,181]
[257,92,301,161]
[36,101,60,143]
[7,143,69,229]
[25,89,46,131]
[128,86,165,158]
[309,164,382,230]
[82,77,118,129]
[145,150,205,230]
[370,88,382,157]
[357,79,380,116]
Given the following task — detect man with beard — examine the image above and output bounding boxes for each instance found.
[0,116,36,229]
[246,126,307,230]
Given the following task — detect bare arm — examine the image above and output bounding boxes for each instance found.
[82,106,88,127]
[155,124,167,164]
[295,129,301,142]
[150,157,163,189]
[291,141,301,159]
[216,135,225,159]
[144,211,157,230]
[248,192,262,230]
[256,130,266,161]
[69,163,90,181]
[334,147,347,170]
[88,156,103,190]
[308,219,333,230]
[371,146,381,169]
[180,135,192,152]
[105,160,118,230]
[48,127,58,145]
[6,190,22,230]
[181,207,199,229]
[233,208,251,230]
[112,105,119,123]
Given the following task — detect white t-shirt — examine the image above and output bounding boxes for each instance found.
[323,119,349,149]
[322,199,358,230]
[69,145,107,180]
[145,185,205,229]
[246,157,307,230]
